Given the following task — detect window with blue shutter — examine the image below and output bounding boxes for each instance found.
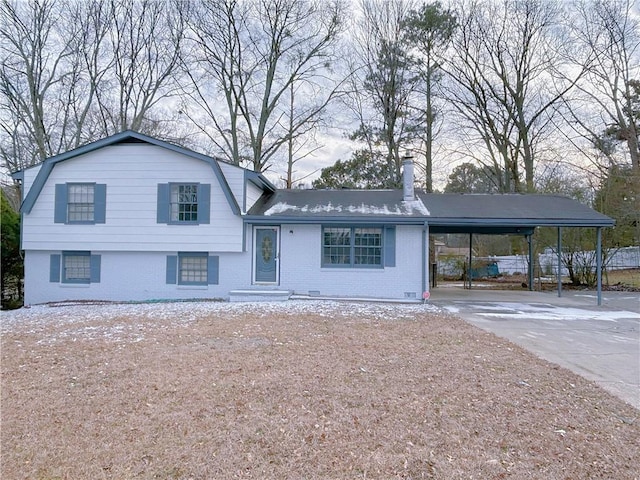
[321,226,392,268]
[50,252,101,284]
[157,183,211,224]
[54,183,106,224]
[166,253,219,285]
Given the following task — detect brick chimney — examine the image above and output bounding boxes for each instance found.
[402,155,415,201]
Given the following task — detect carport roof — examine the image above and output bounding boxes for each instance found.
[246,190,615,233]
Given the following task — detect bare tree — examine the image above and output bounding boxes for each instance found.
[564,0,639,172]
[0,0,187,176]
[403,1,457,192]
[347,0,422,187]
[98,0,186,134]
[281,81,326,188]
[183,0,344,173]
[444,0,581,192]
[0,0,76,170]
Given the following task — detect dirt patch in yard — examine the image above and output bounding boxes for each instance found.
[1,301,638,479]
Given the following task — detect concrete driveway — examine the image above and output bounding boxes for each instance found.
[430,287,640,410]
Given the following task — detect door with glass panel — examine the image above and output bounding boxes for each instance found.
[253,227,279,284]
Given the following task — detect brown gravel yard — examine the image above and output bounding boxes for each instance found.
[1,301,638,479]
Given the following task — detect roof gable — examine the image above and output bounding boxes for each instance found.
[19,131,257,215]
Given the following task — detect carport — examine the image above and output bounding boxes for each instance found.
[421,193,616,305]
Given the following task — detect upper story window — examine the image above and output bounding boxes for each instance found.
[322,226,383,268]
[54,183,106,224]
[68,184,95,222]
[157,183,211,225]
[171,184,198,222]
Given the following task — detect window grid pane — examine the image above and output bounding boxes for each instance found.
[171,184,198,222]
[64,255,90,282]
[68,184,95,222]
[354,228,382,265]
[179,255,207,284]
[323,228,351,265]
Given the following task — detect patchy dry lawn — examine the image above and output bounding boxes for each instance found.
[605,268,640,289]
[1,301,638,479]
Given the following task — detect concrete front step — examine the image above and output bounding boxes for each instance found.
[228,289,292,302]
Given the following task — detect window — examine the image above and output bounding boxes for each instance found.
[322,227,383,268]
[64,252,91,283]
[354,228,383,265]
[54,183,106,224]
[68,184,95,222]
[171,184,198,222]
[179,253,208,285]
[49,252,101,284]
[157,183,211,224]
[165,253,219,285]
[323,227,352,266]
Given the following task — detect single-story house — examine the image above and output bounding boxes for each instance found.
[12,131,615,305]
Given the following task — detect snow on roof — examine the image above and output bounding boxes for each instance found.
[264,198,430,216]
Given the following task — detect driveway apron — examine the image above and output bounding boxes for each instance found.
[431,288,640,410]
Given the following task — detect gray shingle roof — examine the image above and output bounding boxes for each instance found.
[246,189,615,232]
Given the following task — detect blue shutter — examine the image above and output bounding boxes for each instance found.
[198,184,211,224]
[54,184,67,223]
[94,184,107,223]
[207,255,219,285]
[90,255,101,283]
[50,254,61,282]
[157,184,170,223]
[166,255,177,284]
[384,226,396,267]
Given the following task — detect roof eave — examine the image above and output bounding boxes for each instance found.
[428,218,615,228]
[243,214,429,225]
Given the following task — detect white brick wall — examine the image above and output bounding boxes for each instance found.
[277,224,427,299]
[26,224,430,304]
[24,250,252,305]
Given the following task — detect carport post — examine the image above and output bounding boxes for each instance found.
[557,227,562,298]
[597,227,602,306]
[468,233,473,290]
[527,234,533,291]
